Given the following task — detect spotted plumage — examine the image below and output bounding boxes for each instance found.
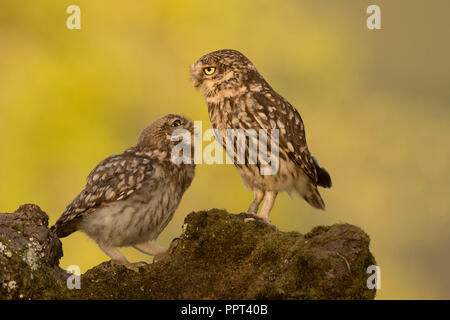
[191,49,331,226]
[52,114,195,270]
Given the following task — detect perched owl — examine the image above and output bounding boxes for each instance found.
[191,49,331,226]
[52,114,195,271]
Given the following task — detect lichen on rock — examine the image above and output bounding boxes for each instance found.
[0,204,67,299]
[0,204,376,300]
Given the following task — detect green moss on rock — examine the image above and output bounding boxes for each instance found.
[1,205,377,300]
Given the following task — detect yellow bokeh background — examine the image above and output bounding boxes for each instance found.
[1,0,449,299]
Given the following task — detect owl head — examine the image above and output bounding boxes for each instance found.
[191,49,264,96]
[137,114,194,152]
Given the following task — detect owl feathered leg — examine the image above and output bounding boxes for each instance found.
[98,243,142,272]
[247,189,265,214]
[259,191,278,225]
[134,242,169,264]
[133,242,167,256]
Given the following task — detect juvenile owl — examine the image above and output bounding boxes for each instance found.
[52,114,195,271]
[191,49,331,226]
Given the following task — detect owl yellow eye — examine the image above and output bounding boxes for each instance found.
[203,67,216,75]
[171,119,182,127]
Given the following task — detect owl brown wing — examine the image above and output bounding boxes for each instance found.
[52,148,155,237]
[246,91,319,184]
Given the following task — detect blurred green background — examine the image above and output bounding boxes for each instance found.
[0,0,449,299]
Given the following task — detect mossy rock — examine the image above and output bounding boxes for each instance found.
[0,205,376,300]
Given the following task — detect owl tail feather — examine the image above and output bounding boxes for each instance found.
[295,180,326,210]
[310,155,332,188]
[304,189,326,210]
[50,220,79,238]
[316,166,332,188]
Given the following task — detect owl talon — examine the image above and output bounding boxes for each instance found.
[237,212,257,221]
[169,237,180,251]
[263,221,278,231]
[244,216,256,223]
[110,260,143,272]
[236,212,276,230]
[126,265,140,272]
[133,261,149,268]
[240,213,278,231]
